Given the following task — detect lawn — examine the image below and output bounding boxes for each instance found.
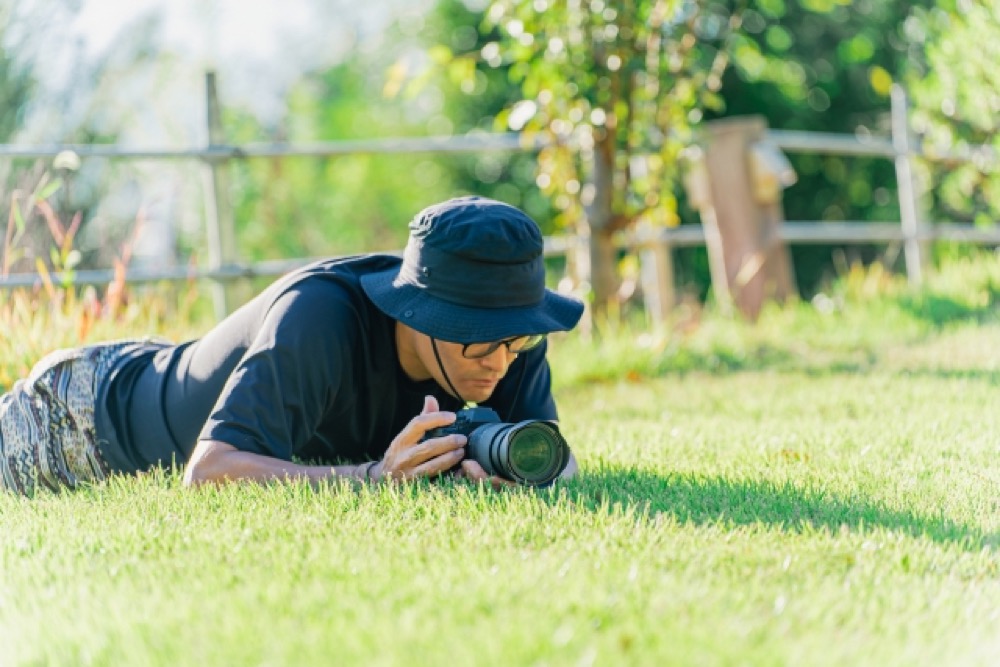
[1,258,999,666]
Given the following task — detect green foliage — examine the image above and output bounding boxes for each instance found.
[414,0,560,228]
[0,3,158,276]
[226,54,467,261]
[422,0,955,299]
[909,0,1000,225]
[0,5,41,245]
[718,0,919,120]
[473,0,717,232]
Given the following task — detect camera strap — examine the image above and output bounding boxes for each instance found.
[430,338,475,408]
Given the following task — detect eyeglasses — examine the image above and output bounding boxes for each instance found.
[461,334,546,359]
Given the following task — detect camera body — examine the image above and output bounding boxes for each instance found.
[423,407,570,486]
[425,406,505,442]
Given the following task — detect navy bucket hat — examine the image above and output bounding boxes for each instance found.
[360,196,584,344]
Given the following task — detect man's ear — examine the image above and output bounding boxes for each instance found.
[395,321,432,382]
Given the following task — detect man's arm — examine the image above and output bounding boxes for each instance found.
[183,396,466,487]
[182,440,366,486]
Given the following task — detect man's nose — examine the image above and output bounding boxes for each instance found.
[478,346,510,372]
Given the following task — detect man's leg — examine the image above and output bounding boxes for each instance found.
[0,345,118,496]
[1,379,44,495]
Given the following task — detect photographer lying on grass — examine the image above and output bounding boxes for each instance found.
[0,197,583,496]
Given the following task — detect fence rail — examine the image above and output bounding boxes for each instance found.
[0,133,536,161]
[4,221,998,291]
[1,129,993,164]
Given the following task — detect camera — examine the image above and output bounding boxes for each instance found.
[424,407,570,486]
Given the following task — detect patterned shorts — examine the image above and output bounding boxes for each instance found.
[0,341,146,496]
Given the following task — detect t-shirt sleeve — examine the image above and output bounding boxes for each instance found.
[484,339,558,422]
[198,281,357,460]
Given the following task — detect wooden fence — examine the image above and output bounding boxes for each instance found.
[1,73,998,320]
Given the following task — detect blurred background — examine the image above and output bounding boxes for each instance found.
[0,0,996,324]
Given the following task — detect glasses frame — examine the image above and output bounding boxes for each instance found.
[461,334,546,359]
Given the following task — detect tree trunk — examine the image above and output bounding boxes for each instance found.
[583,128,619,320]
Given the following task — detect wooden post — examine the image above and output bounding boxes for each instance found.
[891,85,927,287]
[689,116,797,320]
[637,219,674,326]
[202,71,240,319]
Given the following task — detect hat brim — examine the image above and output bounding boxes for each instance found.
[360,267,584,344]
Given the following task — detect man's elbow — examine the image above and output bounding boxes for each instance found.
[182,440,232,488]
[182,463,209,488]
[182,458,215,487]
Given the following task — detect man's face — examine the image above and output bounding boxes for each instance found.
[413,337,509,404]
[413,334,541,404]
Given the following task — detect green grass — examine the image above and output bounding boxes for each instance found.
[2,257,1000,666]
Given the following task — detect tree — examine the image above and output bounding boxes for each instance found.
[908,0,1000,230]
[440,0,728,316]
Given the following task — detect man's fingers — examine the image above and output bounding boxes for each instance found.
[411,411,455,428]
[403,433,466,468]
[380,404,461,479]
[459,460,515,490]
[459,459,489,481]
[404,449,465,479]
[401,410,456,443]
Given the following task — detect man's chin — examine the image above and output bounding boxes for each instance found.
[436,384,493,404]
[463,384,496,403]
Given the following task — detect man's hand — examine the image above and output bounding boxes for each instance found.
[370,395,467,481]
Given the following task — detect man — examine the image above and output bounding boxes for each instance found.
[0,196,584,495]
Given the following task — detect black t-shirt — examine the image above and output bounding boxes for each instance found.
[99,254,558,473]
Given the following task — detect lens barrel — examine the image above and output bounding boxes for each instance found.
[466,420,569,486]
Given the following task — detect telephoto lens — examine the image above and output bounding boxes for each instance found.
[465,420,569,486]
[424,407,571,486]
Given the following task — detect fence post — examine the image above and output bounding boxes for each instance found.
[686,116,797,321]
[569,219,593,337]
[637,220,674,326]
[891,85,927,287]
[202,71,240,319]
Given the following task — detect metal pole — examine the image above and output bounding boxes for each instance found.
[891,85,926,287]
[203,71,240,319]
